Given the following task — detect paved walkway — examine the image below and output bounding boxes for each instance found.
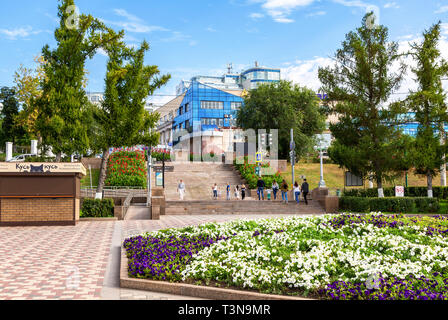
[0,213,312,300]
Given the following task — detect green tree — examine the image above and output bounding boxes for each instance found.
[318,13,407,197]
[236,80,325,160]
[35,0,122,161]
[0,87,27,146]
[94,38,170,195]
[406,22,448,198]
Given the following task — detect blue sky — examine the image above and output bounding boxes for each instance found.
[0,0,447,104]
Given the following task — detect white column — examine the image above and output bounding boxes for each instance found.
[31,140,38,155]
[6,142,13,161]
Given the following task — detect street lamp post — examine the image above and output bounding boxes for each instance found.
[318,148,326,188]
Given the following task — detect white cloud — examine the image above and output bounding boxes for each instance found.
[384,2,400,9]
[281,56,334,91]
[307,10,327,17]
[435,6,448,14]
[0,26,44,40]
[251,0,315,23]
[206,27,217,32]
[280,34,448,102]
[109,9,169,33]
[249,12,265,19]
[332,0,370,8]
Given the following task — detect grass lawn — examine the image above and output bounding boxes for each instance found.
[81,168,100,188]
[280,162,447,195]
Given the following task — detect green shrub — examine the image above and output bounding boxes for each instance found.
[339,196,440,213]
[369,198,415,213]
[339,197,370,213]
[414,197,440,213]
[344,187,448,199]
[81,198,114,218]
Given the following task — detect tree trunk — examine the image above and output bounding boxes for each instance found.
[96,147,110,199]
[377,177,384,198]
[427,170,433,198]
[441,160,447,187]
[55,152,62,162]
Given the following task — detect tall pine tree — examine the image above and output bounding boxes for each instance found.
[318,13,407,197]
[406,22,448,198]
[36,0,122,160]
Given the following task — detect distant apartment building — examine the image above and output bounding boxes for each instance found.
[86,92,161,112]
[156,63,282,154]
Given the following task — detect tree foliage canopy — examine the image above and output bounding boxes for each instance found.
[35,0,122,158]
[236,80,325,160]
[318,13,408,195]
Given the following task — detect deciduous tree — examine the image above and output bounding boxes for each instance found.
[236,80,325,160]
[94,38,170,195]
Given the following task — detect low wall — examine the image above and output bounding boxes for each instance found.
[312,187,339,213]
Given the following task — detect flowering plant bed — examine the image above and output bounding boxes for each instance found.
[105,151,147,188]
[123,214,448,300]
[234,157,283,189]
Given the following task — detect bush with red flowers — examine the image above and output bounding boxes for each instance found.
[105,151,147,188]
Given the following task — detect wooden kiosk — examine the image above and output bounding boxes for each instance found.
[0,163,86,227]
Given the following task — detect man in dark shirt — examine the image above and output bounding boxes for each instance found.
[257,178,266,201]
[301,179,309,205]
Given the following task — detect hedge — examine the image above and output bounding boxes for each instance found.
[339,197,440,213]
[344,187,448,199]
[81,199,115,218]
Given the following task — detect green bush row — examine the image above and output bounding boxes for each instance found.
[344,187,448,199]
[339,197,440,213]
[81,198,115,218]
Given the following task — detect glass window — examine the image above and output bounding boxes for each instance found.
[201,101,224,110]
[184,103,189,113]
[231,102,242,110]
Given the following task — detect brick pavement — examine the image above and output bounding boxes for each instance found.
[0,213,314,300]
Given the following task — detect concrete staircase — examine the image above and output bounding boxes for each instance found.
[163,162,245,201]
[165,200,325,215]
[159,161,325,216]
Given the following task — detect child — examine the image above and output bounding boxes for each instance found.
[267,188,272,201]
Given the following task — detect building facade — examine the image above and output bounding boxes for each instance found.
[157,63,282,154]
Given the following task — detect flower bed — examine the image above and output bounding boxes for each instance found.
[105,151,147,188]
[123,214,448,300]
[234,157,283,189]
[151,148,172,162]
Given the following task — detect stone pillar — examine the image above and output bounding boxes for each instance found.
[31,140,38,155]
[6,142,13,161]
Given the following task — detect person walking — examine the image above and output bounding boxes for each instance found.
[241,184,246,200]
[257,177,266,201]
[234,185,240,200]
[272,180,279,201]
[226,183,231,200]
[301,179,309,205]
[294,182,301,204]
[212,183,218,200]
[281,179,289,204]
[177,180,186,200]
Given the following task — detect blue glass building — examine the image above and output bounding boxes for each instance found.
[157,64,282,150]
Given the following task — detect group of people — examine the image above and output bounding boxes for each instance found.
[212,183,248,200]
[177,178,310,204]
[257,178,309,205]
